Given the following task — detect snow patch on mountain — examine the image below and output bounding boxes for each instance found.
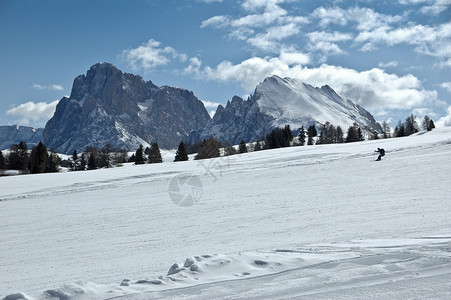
[254,75,381,133]
[191,75,381,145]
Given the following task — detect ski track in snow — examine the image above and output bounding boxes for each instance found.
[1,128,451,299]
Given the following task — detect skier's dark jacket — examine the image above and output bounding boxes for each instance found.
[377,148,385,156]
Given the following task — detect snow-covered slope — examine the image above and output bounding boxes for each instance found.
[1,128,451,299]
[191,75,381,145]
[256,76,381,132]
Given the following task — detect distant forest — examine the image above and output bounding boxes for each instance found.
[0,115,434,176]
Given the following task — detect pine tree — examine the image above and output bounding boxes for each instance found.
[224,145,238,156]
[79,153,87,171]
[422,115,435,131]
[195,137,220,160]
[346,123,364,142]
[88,152,97,170]
[283,125,293,146]
[239,139,248,153]
[428,119,435,131]
[113,149,128,165]
[345,123,361,143]
[357,127,364,141]
[394,120,406,137]
[98,143,113,168]
[135,144,146,164]
[264,125,293,149]
[8,141,29,170]
[317,122,336,145]
[45,150,60,173]
[0,150,5,169]
[148,142,163,163]
[335,126,344,143]
[382,121,391,138]
[144,146,151,156]
[307,125,317,145]
[298,126,306,146]
[254,141,262,151]
[72,149,78,161]
[30,141,48,174]
[174,141,189,162]
[405,114,419,136]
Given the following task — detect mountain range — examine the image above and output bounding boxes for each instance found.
[1,63,381,153]
[190,75,381,145]
[0,126,44,150]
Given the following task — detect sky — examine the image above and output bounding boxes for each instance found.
[0,0,450,129]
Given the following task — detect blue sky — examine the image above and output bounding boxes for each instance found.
[1,0,450,129]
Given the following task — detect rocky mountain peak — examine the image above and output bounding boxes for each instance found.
[189,75,382,145]
[44,63,210,153]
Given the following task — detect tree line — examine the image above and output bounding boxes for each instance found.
[0,141,59,174]
[0,114,435,174]
[393,114,435,137]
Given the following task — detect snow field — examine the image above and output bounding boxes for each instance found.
[1,128,451,299]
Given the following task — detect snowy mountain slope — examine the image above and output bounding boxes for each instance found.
[1,128,451,299]
[255,76,381,131]
[191,75,381,145]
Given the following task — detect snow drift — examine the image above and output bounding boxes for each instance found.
[1,128,451,299]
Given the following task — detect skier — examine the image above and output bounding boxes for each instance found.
[375,147,385,161]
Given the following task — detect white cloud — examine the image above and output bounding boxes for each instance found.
[186,52,437,115]
[200,0,306,52]
[399,0,451,15]
[305,31,352,56]
[32,84,64,91]
[202,100,221,108]
[355,22,451,66]
[183,57,203,77]
[307,41,347,56]
[201,15,230,28]
[311,6,402,31]
[247,23,300,52]
[378,61,399,68]
[6,100,59,126]
[436,106,451,127]
[439,82,451,92]
[279,48,310,65]
[197,50,308,90]
[307,31,353,43]
[241,0,287,12]
[122,39,187,71]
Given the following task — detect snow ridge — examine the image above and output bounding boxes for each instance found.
[190,75,381,146]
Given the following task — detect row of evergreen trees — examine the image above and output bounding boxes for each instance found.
[133,114,436,163]
[0,141,59,174]
[81,144,129,171]
[296,122,363,146]
[1,114,435,174]
[393,114,435,137]
[130,143,164,165]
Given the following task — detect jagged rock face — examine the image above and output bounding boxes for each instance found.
[190,96,273,145]
[42,65,381,153]
[191,75,382,145]
[43,63,210,153]
[0,126,44,150]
